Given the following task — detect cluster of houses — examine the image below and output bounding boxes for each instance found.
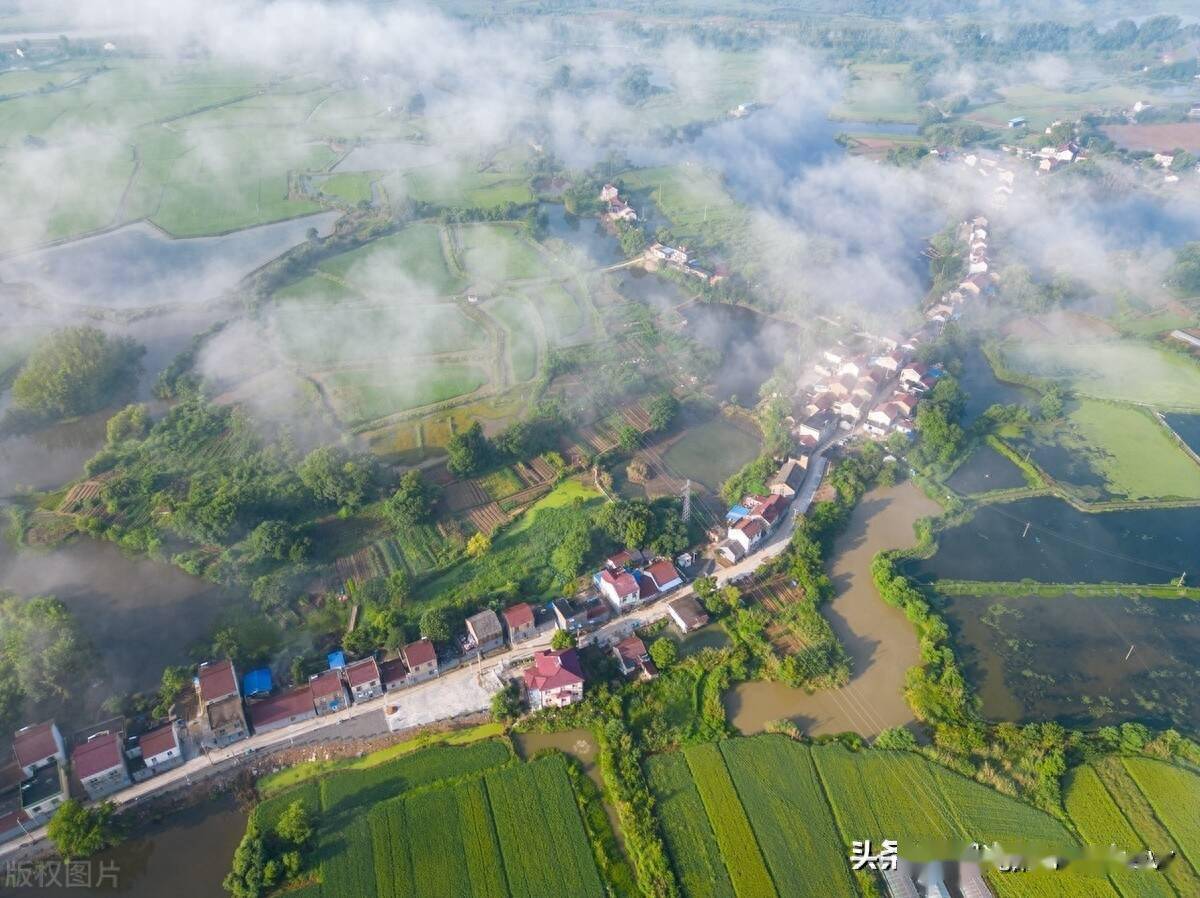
[644,241,723,285]
[1,717,185,844]
[599,183,638,224]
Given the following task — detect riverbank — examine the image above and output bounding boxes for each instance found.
[725,480,940,737]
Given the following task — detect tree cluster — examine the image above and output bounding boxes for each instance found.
[9,327,143,424]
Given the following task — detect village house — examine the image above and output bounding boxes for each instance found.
[890,392,919,416]
[248,686,317,735]
[138,723,184,774]
[465,609,505,655]
[18,760,68,823]
[838,358,865,378]
[822,348,846,366]
[828,373,856,399]
[612,636,657,680]
[729,516,765,553]
[1169,329,1200,350]
[872,351,904,373]
[868,404,900,429]
[402,639,439,683]
[551,596,611,633]
[605,548,648,570]
[899,363,928,385]
[837,399,864,422]
[747,493,787,529]
[599,184,619,203]
[715,539,746,566]
[72,731,131,801]
[666,595,710,634]
[380,657,409,691]
[802,392,835,418]
[523,649,586,710]
[309,669,349,716]
[345,657,383,701]
[645,559,684,595]
[769,457,807,499]
[502,602,537,643]
[797,410,836,442]
[12,722,66,778]
[196,660,248,748]
[597,567,641,612]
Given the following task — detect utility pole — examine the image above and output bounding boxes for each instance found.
[682,479,691,524]
[1125,645,1135,661]
[1178,572,1186,587]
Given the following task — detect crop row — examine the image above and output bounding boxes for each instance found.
[485,754,606,898]
[645,753,736,898]
[683,743,776,898]
[1121,759,1200,888]
[720,738,856,898]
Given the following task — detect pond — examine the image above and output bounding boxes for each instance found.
[680,303,798,406]
[0,213,339,308]
[944,592,1200,731]
[725,481,938,738]
[1164,413,1200,457]
[909,497,1200,585]
[512,728,600,785]
[661,413,760,492]
[12,792,247,897]
[0,408,110,496]
[540,202,624,268]
[956,342,1038,425]
[945,443,1028,495]
[0,535,245,723]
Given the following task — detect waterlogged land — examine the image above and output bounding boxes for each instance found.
[725,481,938,737]
[946,443,1030,495]
[910,497,1200,585]
[944,591,1200,730]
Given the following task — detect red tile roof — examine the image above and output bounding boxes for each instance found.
[138,724,179,760]
[523,649,584,692]
[403,638,437,668]
[502,603,534,630]
[614,636,648,666]
[13,722,59,769]
[249,687,315,729]
[345,657,380,688]
[600,568,638,597]
[733,517,764,539]
[754,494,787,525]
[309,669,345,699]
[71,732,123,780]
[638,574,657,601]
[198,660,237,703]
[646,560,682,590]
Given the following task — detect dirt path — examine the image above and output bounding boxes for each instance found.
[725,480,940,737]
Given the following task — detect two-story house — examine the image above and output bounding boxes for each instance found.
[196,660,248,748]
[345,657,383,702]
[465,609,505,655]
[309,670,349,716]
[402,639,439,683]
[501,603,536,643]
[138,723,185,774]
[12,721,66,778]
[597,568,640,612]
[72,731,131,801]
[523,649,585,710]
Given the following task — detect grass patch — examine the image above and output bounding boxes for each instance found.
[274,303,487,365]
[1001,340,1200,411]
[479,467,524,501]
[830,62,921,123]
[322,363,487,425]
[490,296,540,381]
[461,224,545,283]
[317,171,376,205]
[319,224,463,297]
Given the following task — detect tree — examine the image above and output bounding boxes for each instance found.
[298,446,374,509]
[1168,243,1200,294]
[47,800,120,859]
[466,532,492,558]
[648,637,677,670]
[153,665,190,719]
[550,517,592,580]
[245,520,306,563]
[446,421,490,477]
[10,327,144,421]
[618,425,641,452]
[386,568,411,605]
[874,726,918,751]
[105,403,150,444]
[420,607,451,643]
[385,471,436,528]
[223,821,267,898]
[1039,386,1066,420]
[275,800,313,847]
[626,459,650,483]
[490,681,522,721]
[0,594,92,703]
[550,629,576,650]
[646,394,680,432]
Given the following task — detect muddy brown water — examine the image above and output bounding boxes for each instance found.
[724,481,940,737]
[10,792,247,897]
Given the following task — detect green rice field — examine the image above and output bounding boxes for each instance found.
[321,363,488,425]
[319,224,463,297]
[272,303,486,365]
[662,416,761,491]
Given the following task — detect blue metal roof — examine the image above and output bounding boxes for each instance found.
[726,504,749,521]
[327,651,347,670]
[242,668,273,697]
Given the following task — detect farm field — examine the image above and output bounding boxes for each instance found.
[319,363,488,426]
[526,282,585,340]
[318,224,464,297]
[1000,340,1200,411]
[316,171,377,205]
[830,62,921,123]
[490,296,541,381]
[247,740,608,898]
[969,83,1154,130]
[1103,122,1200,154]
[386,162,535,210]
[647,737,1103,898]
[459,224,547,284]
[1010,399,1200,501]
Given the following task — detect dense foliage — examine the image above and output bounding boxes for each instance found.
[10,327,143,422]
[47,800,122,860]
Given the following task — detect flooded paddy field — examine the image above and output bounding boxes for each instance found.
[1164,412,1200,457]
[957,342,1037,425]
[660,412,760,493]
[944,592,1200,731]
[945,443,1028,495]
[0,213,338,308]
[910,497,1200,585]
